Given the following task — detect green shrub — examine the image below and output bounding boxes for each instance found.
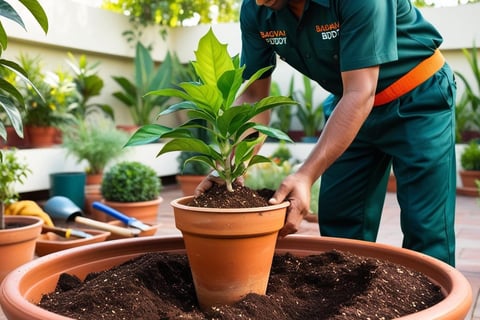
[461,141,480,170]
[101,161,161,202]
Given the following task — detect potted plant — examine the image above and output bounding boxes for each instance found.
[125,28,296,309]
[99,161,162,222]
[0,149,43,282]
[112,42,193,128]
[14,54,77,147]
[459,140,480,195]
[294,75,325,142]
[60,117,129,214]
[61,118,129,184]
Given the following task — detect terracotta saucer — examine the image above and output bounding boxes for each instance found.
[35,229,110,257]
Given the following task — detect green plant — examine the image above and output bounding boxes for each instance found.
[455,42,480,142]
[460,140,480,170]
[66,53,114,120]
[15,53,77,127]
[125,28,296,192]
[102,0,240,27]
[61,118,129,175]
[0,0,48,141]
[0,149,31,229]
[269,77,295,134]
[294,75,325,138]
[101,161,162,202]
[112,42,193,125]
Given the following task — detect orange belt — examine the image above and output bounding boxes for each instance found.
[373,49,445,106]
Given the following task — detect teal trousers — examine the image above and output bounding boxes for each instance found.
[318,64,457,266]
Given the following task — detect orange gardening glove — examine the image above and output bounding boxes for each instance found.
[5,200,54,227]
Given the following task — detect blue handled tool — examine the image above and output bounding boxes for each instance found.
[92,202,151,231]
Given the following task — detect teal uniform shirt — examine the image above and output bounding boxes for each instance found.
[240,0,443,95]
[240,0,456,266]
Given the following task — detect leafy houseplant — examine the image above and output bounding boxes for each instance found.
[126,28,295,309]
[455,42,480,142]
[0,0,48,143]
[100,161,162,222]
[66,53,114,120]
[61,118,129,179]
[112,42,192,126]
[294,75,325,141]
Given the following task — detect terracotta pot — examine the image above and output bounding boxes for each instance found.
[35,229,111,257]
[457,170,480,197]
[0,236,472,320]
[26,126,57,148]
[0,216,43,282]
[175,175,206,196]
[85,173,103,185]
[84,184,102,217]
[0,126,29,149]
[172,196,289,310]
[101,197,162,222]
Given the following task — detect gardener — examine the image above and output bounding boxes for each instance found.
[197,0,456,266]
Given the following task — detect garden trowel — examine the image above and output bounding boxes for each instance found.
[92,201,151,231]
[44,196,140,238]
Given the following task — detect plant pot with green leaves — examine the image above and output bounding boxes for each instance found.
[126,28,296,310]
[98,161,162,223]
[458,140,480,196]
[61,117,129,214]
[13,54,77,147]
[0,149,43,282]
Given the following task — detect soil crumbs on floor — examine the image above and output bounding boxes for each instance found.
[39,250,443,320]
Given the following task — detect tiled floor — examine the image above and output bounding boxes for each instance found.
[1,185,479,319]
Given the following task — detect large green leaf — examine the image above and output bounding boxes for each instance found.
[18,0,48,33]
[192,28,233,87]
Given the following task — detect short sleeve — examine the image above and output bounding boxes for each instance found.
[240,0,277,80]
[336,0,398,71]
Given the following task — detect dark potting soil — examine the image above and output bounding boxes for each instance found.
[38,250,444,320]
[38,184,444,319]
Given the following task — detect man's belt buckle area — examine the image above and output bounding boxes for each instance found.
[373,49,445,107]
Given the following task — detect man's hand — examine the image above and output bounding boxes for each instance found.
[269,172,313,238]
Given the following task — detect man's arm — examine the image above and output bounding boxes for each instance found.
[271,65,380,237]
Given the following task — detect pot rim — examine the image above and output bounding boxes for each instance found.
[171,195,290,213]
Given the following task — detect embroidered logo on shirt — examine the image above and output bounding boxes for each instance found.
[259,30,287,45]
[315,21,340,40]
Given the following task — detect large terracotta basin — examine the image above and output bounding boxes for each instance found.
[0,235,472,320]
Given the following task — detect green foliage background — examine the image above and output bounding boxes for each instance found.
[102,0,480,28]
